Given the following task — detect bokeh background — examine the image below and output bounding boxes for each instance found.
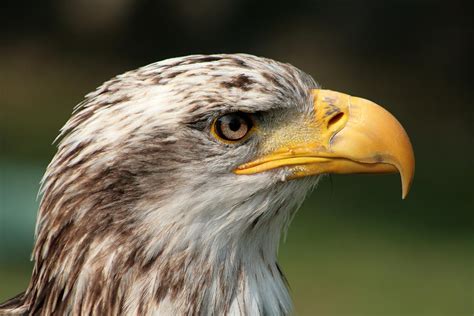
[1,0,472,315]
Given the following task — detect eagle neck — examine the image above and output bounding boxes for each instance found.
[146,204,294,316]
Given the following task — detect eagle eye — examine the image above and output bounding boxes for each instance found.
[212,112,253,142]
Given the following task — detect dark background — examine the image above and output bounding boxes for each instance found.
[1,0,472,315]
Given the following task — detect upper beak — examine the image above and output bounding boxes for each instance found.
[234,89,415,199]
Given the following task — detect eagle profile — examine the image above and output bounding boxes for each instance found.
[0,54,414,315]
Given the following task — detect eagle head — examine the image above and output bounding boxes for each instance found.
[1,54,414,315]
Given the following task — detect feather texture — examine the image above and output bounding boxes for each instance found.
[0,54,319,315]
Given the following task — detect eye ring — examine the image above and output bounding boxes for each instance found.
[211,112,254,143]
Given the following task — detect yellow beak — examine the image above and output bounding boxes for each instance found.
[234,89,415,198]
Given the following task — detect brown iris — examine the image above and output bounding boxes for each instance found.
[213,112,253,142]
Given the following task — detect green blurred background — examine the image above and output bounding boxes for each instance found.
[0,1,472,315]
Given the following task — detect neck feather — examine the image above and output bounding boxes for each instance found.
[19,177,315,315]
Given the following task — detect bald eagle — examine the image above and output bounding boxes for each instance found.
[0,54,414,315]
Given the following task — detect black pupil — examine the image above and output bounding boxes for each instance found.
[228,116,241,131]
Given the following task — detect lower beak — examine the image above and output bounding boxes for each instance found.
[234,89,415,199]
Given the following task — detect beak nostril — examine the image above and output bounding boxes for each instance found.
[327,112,344,129]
